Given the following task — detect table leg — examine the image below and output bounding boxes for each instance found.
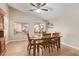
[37,44,39,56]
[58,37,60,48]
[33,40,36,56]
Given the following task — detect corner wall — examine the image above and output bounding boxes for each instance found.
[48,4,79,48]
[9,7,45,41]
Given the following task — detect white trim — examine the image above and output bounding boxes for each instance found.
[7,39,27,43]
[61,42,79,50]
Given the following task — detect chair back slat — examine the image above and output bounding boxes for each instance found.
[42,33,51,37]
[53,32,60,37]
[27,33,31,44]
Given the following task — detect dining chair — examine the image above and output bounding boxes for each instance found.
[42,32,51,37]
[52,32,60,51]
[42,33,55,53]
[53,32,60,37]
[27,33,34,55]
[27,33,44,56]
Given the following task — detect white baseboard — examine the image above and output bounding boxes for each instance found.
[7,39,27,43]
[61,42,79,50]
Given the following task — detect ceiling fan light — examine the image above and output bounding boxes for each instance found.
[35,9,42,13]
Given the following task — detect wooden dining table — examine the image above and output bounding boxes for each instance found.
[30,36,62,56]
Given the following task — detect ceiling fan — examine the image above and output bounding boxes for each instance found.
[29,3,48,12]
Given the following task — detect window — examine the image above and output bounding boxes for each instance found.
[34,23,45,33]
[14,22,29,34]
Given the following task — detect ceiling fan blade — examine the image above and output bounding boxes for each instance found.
[40,3,46,7]
[30,3,37,7]
[36,3,41,6]
[35,3,41,8]
[29,9,36,11]
[41,9,48,11]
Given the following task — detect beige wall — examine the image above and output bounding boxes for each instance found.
[48,4,79,48]
[9,7,45,41]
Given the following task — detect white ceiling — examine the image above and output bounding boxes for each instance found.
[8,3,79,20]
[8,3,65,20]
